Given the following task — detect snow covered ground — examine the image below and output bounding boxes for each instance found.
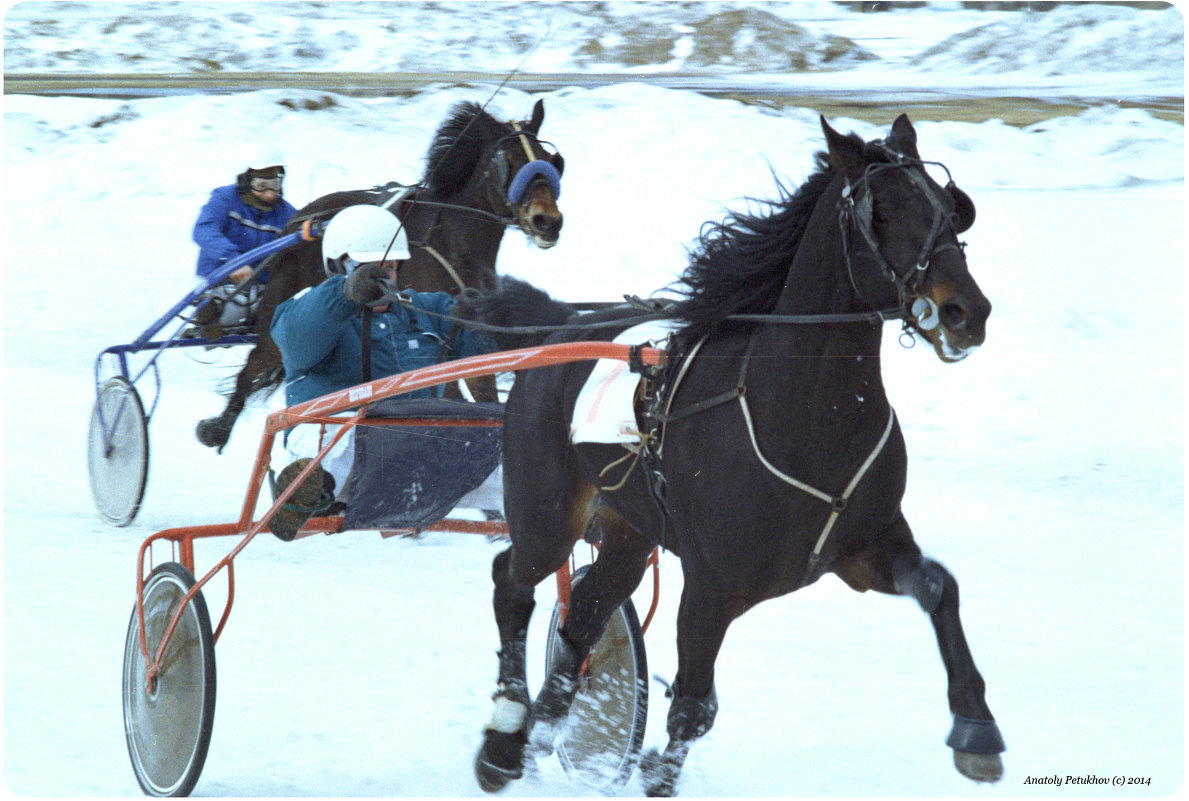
[2,1,1184,798]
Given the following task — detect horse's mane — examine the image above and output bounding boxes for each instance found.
[671,150,843,343]
[422,101,511,197]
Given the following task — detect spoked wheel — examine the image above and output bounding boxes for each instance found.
[88,376,149,526]
[545,566,648,794]
[122,563,216,797]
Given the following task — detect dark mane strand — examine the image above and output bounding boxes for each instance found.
[422,102,511,197]
[671,153,837,343]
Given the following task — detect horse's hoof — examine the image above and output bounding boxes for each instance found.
[474,729,525,794]
[953,750,1004,783]
[639,749,678,797]
[195,417,230,451]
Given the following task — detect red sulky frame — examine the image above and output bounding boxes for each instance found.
[132,341,666,691]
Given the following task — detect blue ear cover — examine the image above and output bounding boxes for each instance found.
[507,160,562,205]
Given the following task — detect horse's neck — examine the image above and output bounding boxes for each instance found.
[409,184,507,289]
[757,197,890,412]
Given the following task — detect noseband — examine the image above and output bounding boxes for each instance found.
[484,124,562,223]
[837,146,967,320]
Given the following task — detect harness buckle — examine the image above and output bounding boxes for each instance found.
[628,344,662,379]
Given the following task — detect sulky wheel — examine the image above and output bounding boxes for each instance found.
[88,376,149,526]
[545,566,648,794]
[122,562,216,797]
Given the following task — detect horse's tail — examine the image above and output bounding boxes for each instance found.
[217,363,285,403]
[452,276,576,351]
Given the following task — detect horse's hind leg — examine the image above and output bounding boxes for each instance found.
[833,515,1006,783]
[474,546,540,792]
[529,505,655,752]
[195,340,281,452]
[476,471,591,790]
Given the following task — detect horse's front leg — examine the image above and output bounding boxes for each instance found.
[895,550,1006,781]
[639,572,735,797]
[835,516,1006,783]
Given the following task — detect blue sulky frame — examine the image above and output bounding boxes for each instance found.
[89,225,320,526]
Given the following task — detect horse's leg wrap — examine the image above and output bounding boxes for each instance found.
[892,554,947,614]
[476,552,536,794]
[491,642,531,720]
[639,684,718,797]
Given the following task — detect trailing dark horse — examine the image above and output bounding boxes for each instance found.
[195,99,565,451]
[464,114,1003,795]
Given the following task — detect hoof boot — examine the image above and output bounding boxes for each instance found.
[474,729,526,793]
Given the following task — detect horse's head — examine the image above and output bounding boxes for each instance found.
[494,99,565,249]
[823,114,990,363]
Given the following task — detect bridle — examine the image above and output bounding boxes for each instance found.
[837,144,969,335]
[394,121,563,291]
[481,122,563,227]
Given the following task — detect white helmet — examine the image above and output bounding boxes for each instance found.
[322,205,411,273]
[239,144,286,175]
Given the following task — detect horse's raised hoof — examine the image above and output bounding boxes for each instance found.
[947,715,1005,783]
[474,729,526,794]
[195,417,231,452]
[639,748,679,797]
[953,750,1004,783]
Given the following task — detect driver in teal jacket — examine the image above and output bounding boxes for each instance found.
[268,204,494,540]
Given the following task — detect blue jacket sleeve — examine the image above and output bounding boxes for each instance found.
[271,275,359,372]
[408,291,496,359]
[192,189,241,277]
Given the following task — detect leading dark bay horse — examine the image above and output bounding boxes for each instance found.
[463,114,1003,795]
[195,99,565,451]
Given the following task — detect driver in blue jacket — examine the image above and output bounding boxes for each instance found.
[189,155,298,338]
[267,204,494,540]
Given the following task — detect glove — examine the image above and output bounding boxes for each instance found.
[342,263,392,306]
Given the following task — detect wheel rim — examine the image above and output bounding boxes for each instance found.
[122,564,215,796]
[548,574,647,794]
[89,377,149,526]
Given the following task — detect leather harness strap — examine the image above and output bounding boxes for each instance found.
[417,244,469,292]
[641,331,897,585]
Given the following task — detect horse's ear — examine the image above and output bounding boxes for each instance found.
[821,115,865,178]
[888,113,920,159]
[947,182,976,233]
[550,150,565,177]
[527,99,545,133]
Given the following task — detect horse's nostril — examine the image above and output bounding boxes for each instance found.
[940,303,968,330]
[533,214,562,234]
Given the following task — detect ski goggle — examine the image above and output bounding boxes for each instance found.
[249,176,283,192]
